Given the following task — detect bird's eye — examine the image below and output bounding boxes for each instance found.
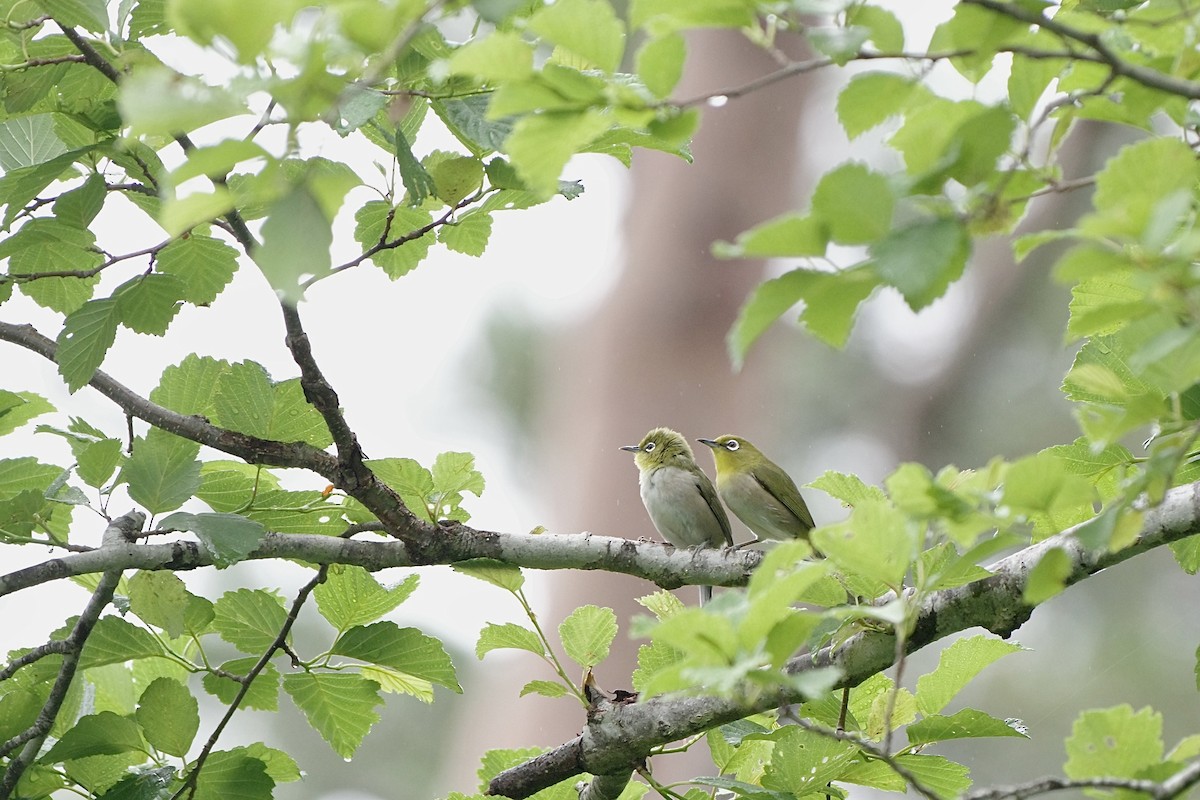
[644,442,656,452]
[726,440,740,451]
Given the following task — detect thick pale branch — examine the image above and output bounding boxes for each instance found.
[487,483,1200,799]
[0,530,763,599]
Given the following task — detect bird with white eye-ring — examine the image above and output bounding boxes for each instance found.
[697,435,815,547]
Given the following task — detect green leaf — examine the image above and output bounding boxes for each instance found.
[439,210,493,256]
[118,66,246,137]
[713,212,826,259]
[429,155,483,206]
[930,2,1026,82]
[630,0,755,31]
[359,665,434,701]
[53,174,106,228]
[191,749,274,800]
[529,0,626,72]
[55,298,119,393]
[120,428,201,514]
[113,273,185,335]
[636,34,685,98]
[151,354,229,417]
[448,31,534,82]
[1065,705,1163,779]
[367,456,435,521]
[212,361,274,439]
[253,183,332,303]
[1023,546,1072,604]
[1084,137,1200,240]
[808,470,888,506]
[79,616,165,669]
[811,500,917,589]
[915,635,1024,715]
[393,129,436,205]
[41,711,144,762]
[811,162,894,245]
[871,217,969,310]
[519,679,569,698]
[636,589,686,620]
[505,110,610,197]
[332,621,461,692]
[213,588,288,653]
[906,708,1030,745]
[431,451,485,516]
[728,266,879,367]
[156,235,239,306]
[893,754,972,799]
[433,96,512,157]
[846,4,904,51]
[38,0,109,32]
[282,673,383,759]
[837,72,926,139]
[0,113,67,170]
[762,726,858,795]
[558,605,617,669]
[476,622,545,659]
[267,378,333,446]
[128,570,189,639]
[451,558,525,592]
[1171,534,1200,576]
[353,202,435,278]
[0,391,53,437]
[135,677,199,757]
[202,658,280,711]
[315,567,419,630]
[160,511,266,567]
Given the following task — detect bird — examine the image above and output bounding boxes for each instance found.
[697,435,815,545]
[621,427,733,604]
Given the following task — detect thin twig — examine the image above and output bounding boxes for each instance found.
[172,567,329,800]
[963,758,1200,800]
[0,512,144,799]
[0,641,71,683]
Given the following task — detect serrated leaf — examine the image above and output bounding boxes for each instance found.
[332,621,461,692]
[451,558,524,592]
[893,754,972,799]
[439,210,493,256]
[41,711,144,762]
[762,726,858,795]
[808,470,888,506]
[135,677,199,756]
[559,605,617,668]
[476,622,545,659]
[282,673,383,759]
[191,749,274,800]
[837,72,926,138]
[505,110,610,197]
[315,567,418,630]
[253,183,331,303]
[160,511,266,567]
[872,217,969,310]
[156,234,239,305]
[150,354,229,417]
[79,616,165,669]
[519,679,569,698]
[0,391,53,436]
[113,273,185,335]
[907,708,1030,745]
[0,113,67,170]
[1065,705,1163,779]
[636,33,685,98]
[812,162,894,245]
[359,665,434,702]
[714,212,826,259]
[635,590,686,620]
[529,0,625,72]
[915,635,1024,715]
[811,500,917,588]
[56,298,119,393]
[120,429,201,514]
[213,361,274,439]
[1023,546,1072,604]
[128,570,189,638]
[448,31,534,82]
[202,658,280,711]
[266,379,333,447]
[213,588,287,653]
[118,66,245,138]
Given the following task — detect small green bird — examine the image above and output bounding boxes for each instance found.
[622,427,733,604]
[697,435,815,545]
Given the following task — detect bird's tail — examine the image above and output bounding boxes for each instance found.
[699,585,712,605]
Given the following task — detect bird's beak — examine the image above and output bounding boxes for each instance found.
[696,438,719,449]
[619,445,640,452]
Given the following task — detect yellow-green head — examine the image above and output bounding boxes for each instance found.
[696,434,769,477]
[620,427,698,472]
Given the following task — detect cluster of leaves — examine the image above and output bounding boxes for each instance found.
[0,563,453,798]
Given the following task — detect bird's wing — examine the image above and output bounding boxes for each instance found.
[753,464,815,531]
[695,474,734,545]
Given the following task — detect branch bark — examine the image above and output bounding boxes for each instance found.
[0,512,144,800]
[486,482,1200,798]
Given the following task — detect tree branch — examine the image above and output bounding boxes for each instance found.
[963,757,1200,800]
[0,512,144,799]
[0,529,763,599]
[174,566,328,800]
[0,321,341,477]
[963,0,1200,99]
[486,482,1200,798]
